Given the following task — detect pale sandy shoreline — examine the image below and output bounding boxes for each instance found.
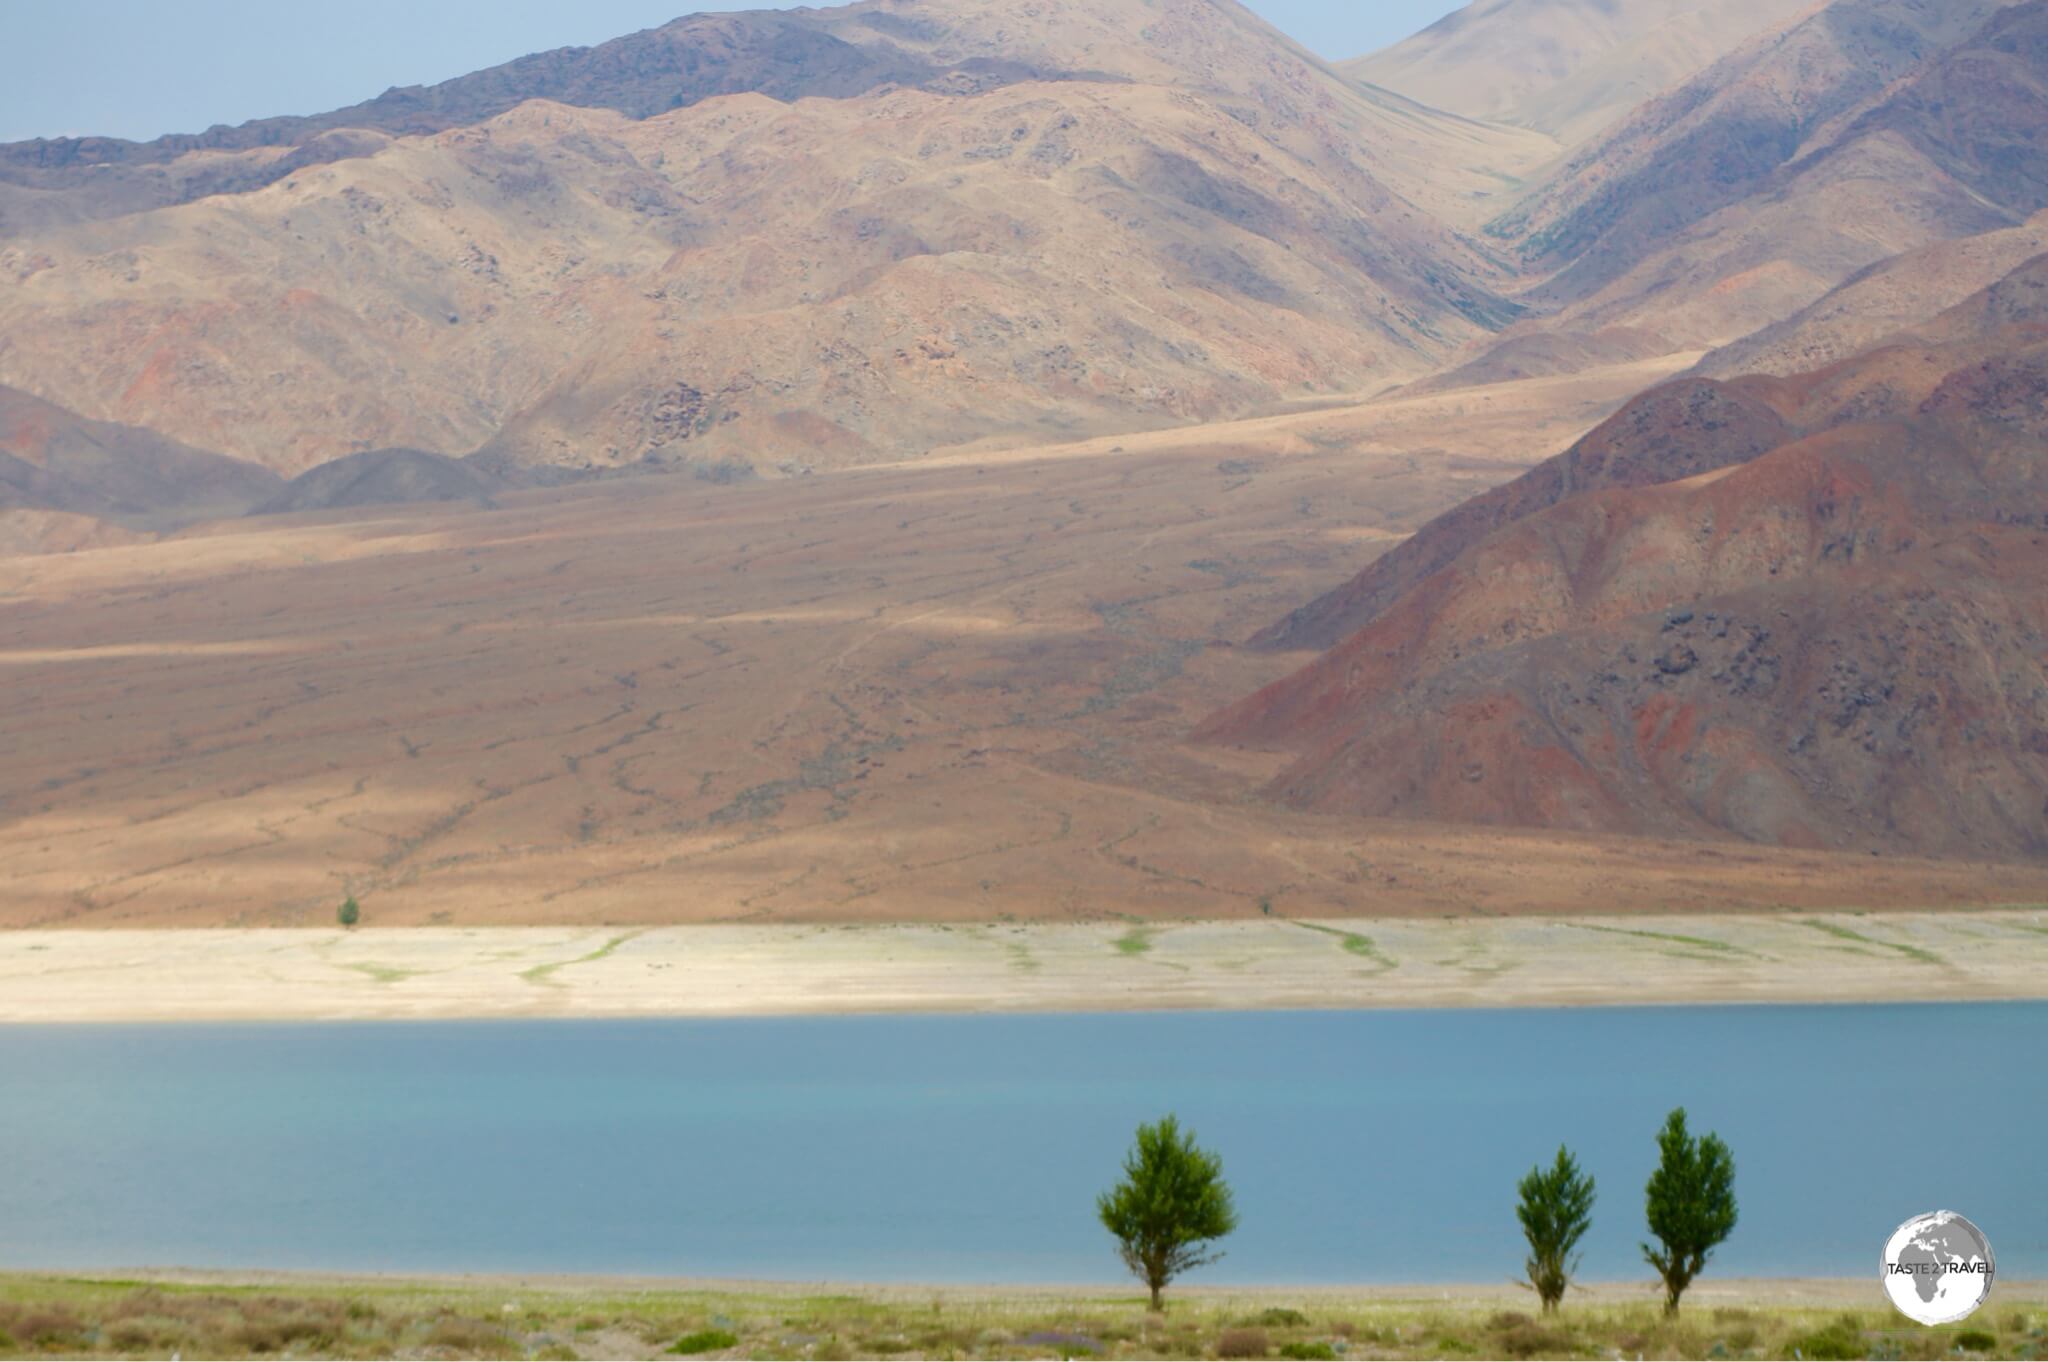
[2,912,2045,1023]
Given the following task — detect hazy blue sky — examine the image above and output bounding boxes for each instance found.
[0,0,1463,144]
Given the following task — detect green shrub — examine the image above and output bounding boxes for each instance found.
[1258,1308,1310,1328]
[419,1316,506,1352]
[1217,1326,1270,1358]
[1786,1317,1867,1360]
[1495,1317,1573,1360]
[670,1327,741,1355]
[1957,1329,1999,1352]
[1278,1343,1336,1360]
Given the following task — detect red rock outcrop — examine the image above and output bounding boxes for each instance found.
[1208,260,2048,859]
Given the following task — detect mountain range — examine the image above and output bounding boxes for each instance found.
[1206,253,2048,858]
[3,0,2047,915]
[0,0,1549,483]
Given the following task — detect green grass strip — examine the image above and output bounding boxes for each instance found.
[1797,919,1943,965]
[520,931,642,985]
[1290,921,1397,971]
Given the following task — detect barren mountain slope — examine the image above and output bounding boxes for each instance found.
[1697,211,2048,378]
[0,0,1552,479]
[7,357,2035,926]
[0,509,149,556]
[1439,0,2048,379]
[0,2,1117,232]
[0,383,280,528]
[1496,0,2030,303]
[0,0,1551,235]
[1249,375,1802,652]
[1252,254,2048,654]
[1206,258,2048,858]
[254,450,506,516]
[1346,0,1818,148]
[0,81,1524,476]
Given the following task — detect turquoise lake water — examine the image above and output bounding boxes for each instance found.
[0,1005,2039,1284]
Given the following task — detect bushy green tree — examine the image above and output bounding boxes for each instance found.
[1096,1115,1238,1310]
[1642,1108,1737,1315]
[1517,1145,1596,1313]
[338,896,360,928]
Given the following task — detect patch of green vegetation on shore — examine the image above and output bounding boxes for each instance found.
[338,963,424,985]
[1569,923,1759,959]
[1113,928,1155,957]
[1289,921,1397,972]
[0,1275,2040,1360]
[1797,919,1944,965]
[519,931,641,987]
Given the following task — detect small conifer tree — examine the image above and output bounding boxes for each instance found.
[1642,1108,1738,1315]
[1517,1145,1596,1313]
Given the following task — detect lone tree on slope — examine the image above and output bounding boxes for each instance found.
[1642,1107,1738,1315]
[1518,1144,1597,1313]
[338,896,360,929]
[1097,1114,1239,1311]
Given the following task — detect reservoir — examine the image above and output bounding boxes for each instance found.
[0,1005,2040,1284]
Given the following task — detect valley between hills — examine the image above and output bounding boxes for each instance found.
[6,357,2047,935]
[3,0,2048,971]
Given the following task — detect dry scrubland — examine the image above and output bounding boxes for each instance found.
[0,1274,2042,1361]
[8,360,2048,930]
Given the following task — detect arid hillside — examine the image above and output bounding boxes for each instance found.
[1426,0,2048,392]
[1695,211,2048,379]
[1206,257,2048,859]
[6,0,2048,928]
[0,0,1556,483]
[1345,0,1817,149]
[1496,0,2032,301]
[0,0,1542,231]
[13,355,2039,926]
[0,383,279,528]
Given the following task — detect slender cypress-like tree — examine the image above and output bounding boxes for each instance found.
[1096,1115,1238,1311]
[1642,1108,1738,1315]
[1517,1145,1597,1313]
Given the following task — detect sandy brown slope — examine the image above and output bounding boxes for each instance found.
[10,357,2033,927]
[0,0,1550,479]
[0,0,1556,237]
[0,89,1519,477]
[253,449,506,516]
[0,509,149,557]
[1247,375,1802,653]
[1346,0,1817,149]
[1437,0,2048,384]
[0,383,279,528]
[1277,244,2048,650]
[0,3,1121,233]
[1205,257,2048,859]
[1494,0,2030,303]
[1695,211,2048,379]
